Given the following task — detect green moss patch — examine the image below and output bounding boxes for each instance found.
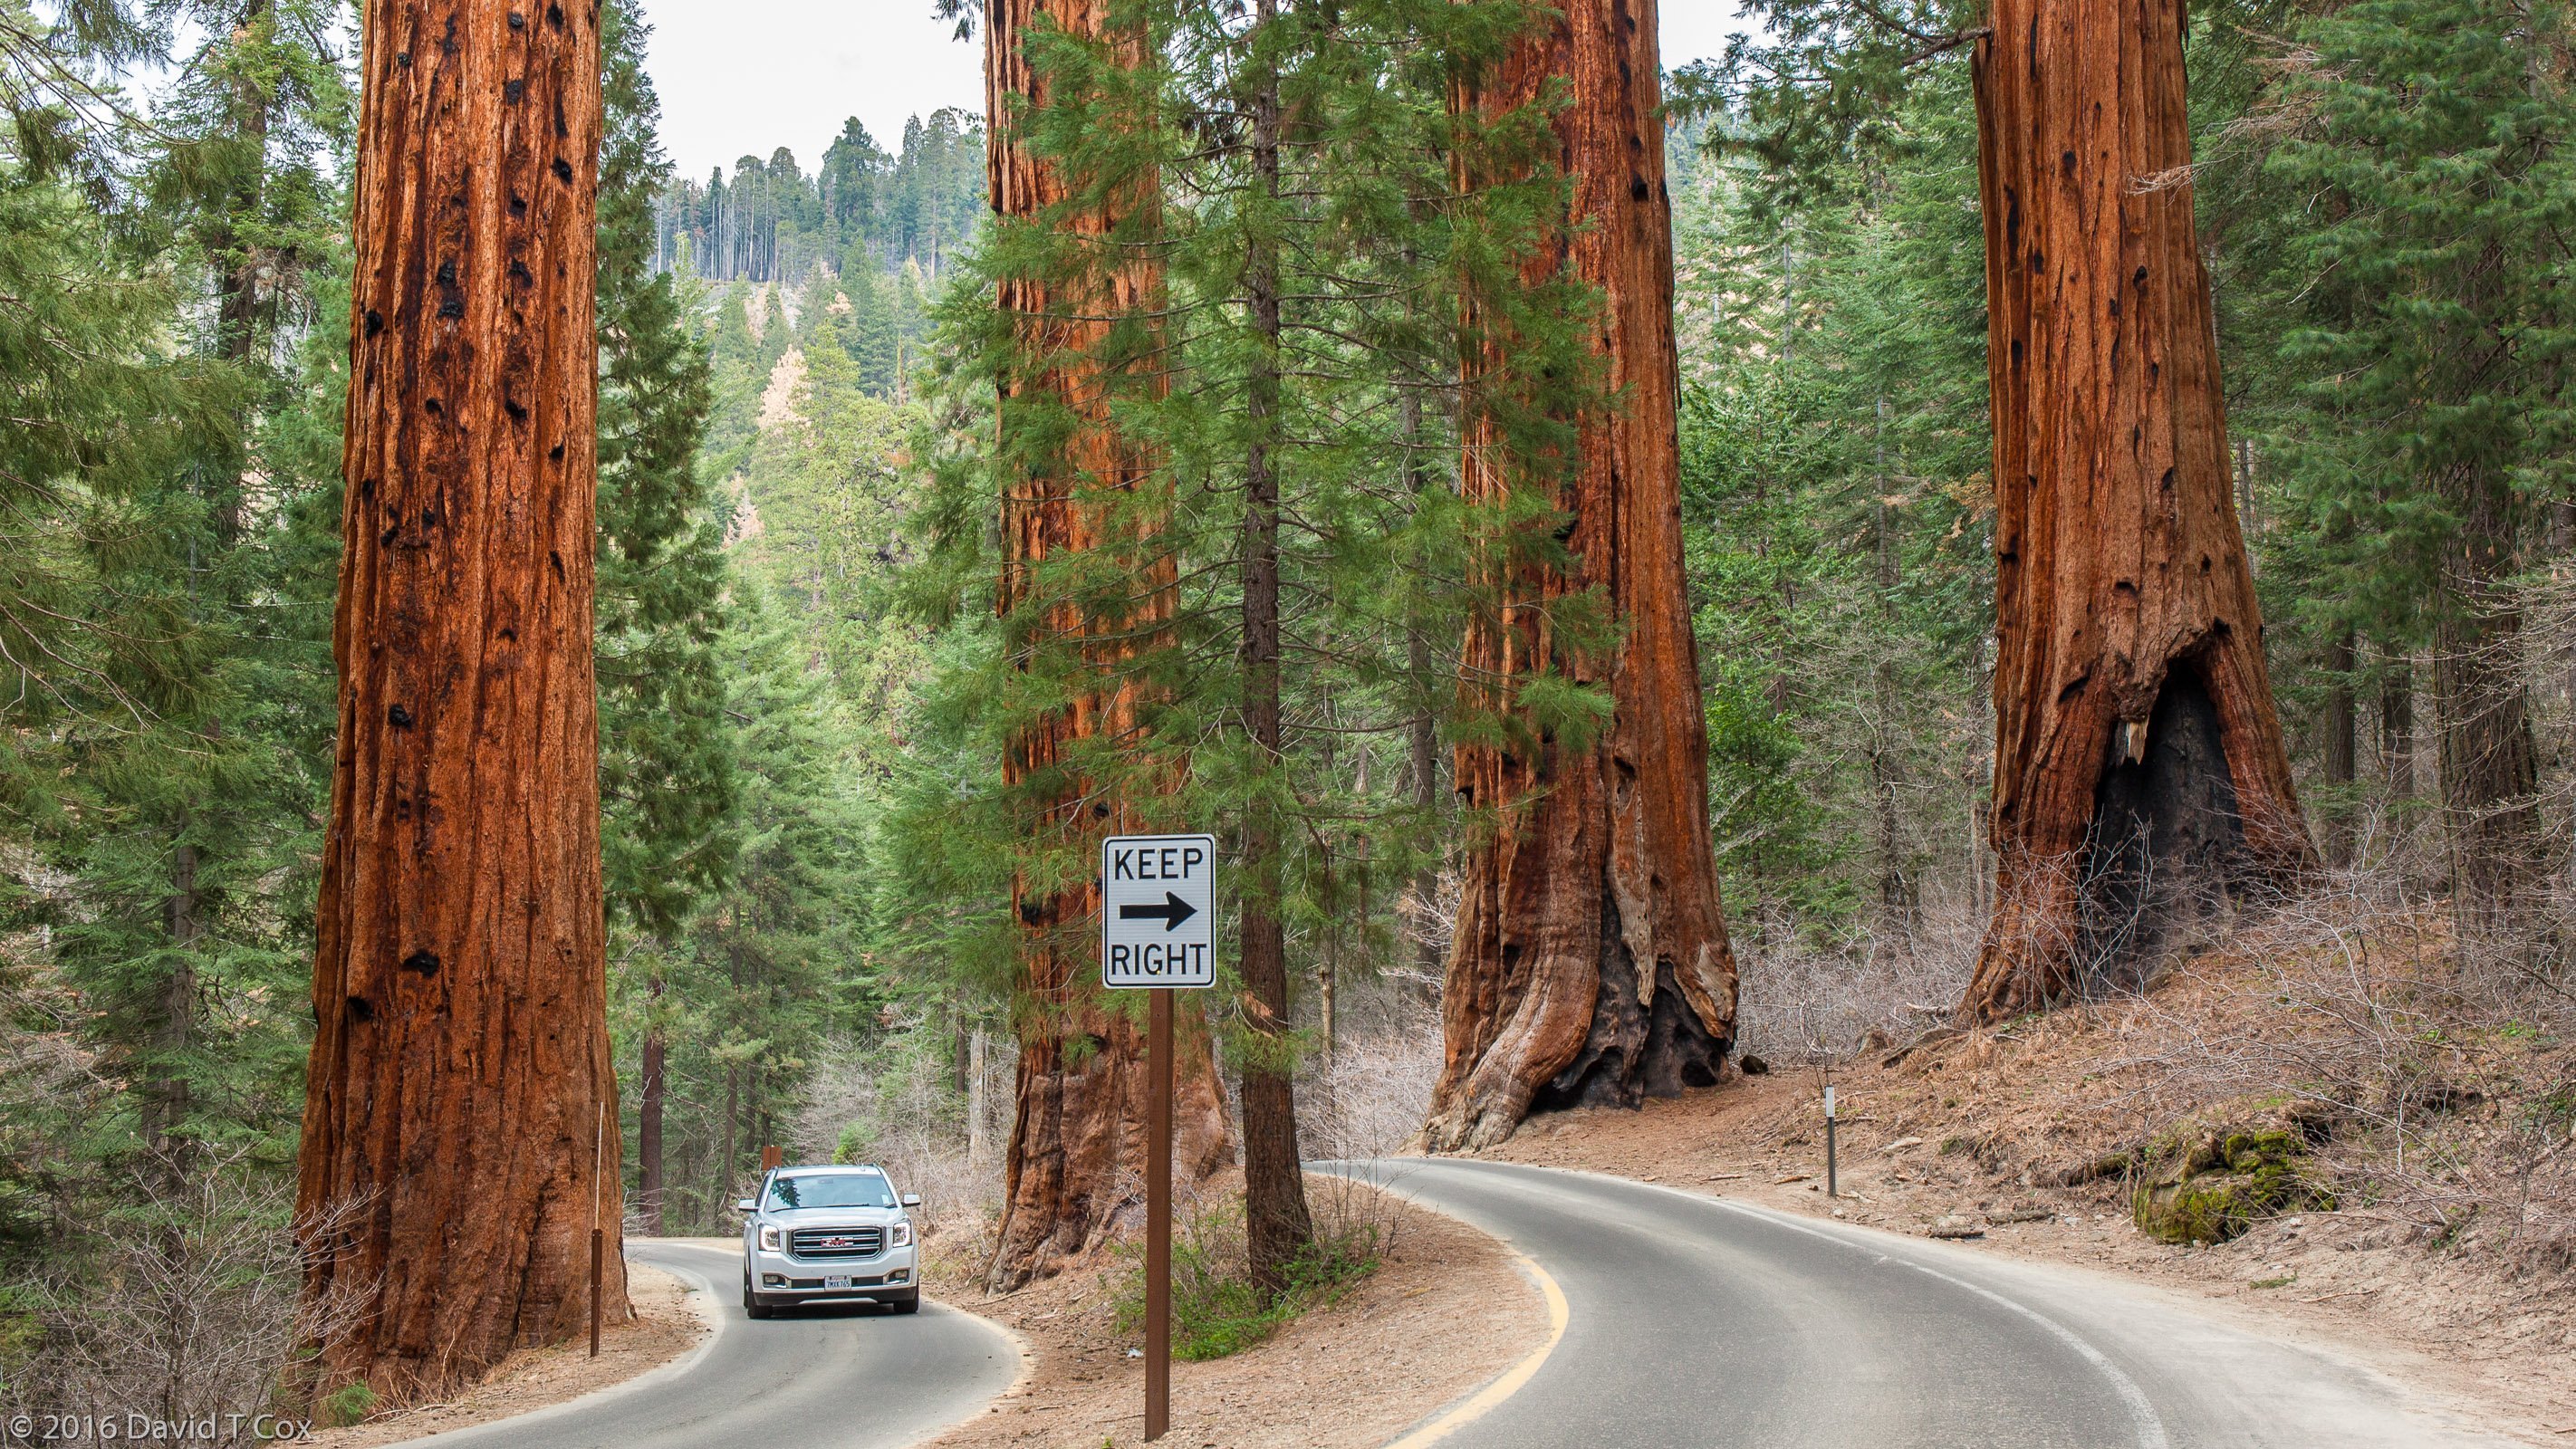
[2131,1104,2337,1244]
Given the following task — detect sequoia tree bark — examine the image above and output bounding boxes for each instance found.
[1959,0,2314,1021]
[984,0,1232,1290]
[1420,0,1739,1155]
[294,0,624,1401]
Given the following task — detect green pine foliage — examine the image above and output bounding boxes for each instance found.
[2250,0,2573,677]
[4,0,347,1195]
[596,0,735,938]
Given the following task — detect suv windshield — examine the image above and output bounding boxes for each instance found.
[764,1174,896,1211]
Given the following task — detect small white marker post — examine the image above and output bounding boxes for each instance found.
[1823,1084,1839,1198]
[1101,833,1216,1444]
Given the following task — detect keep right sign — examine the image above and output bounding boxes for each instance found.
[1101,834,1217,990]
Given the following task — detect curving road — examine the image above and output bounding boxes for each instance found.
[392,1241,1018,1449]
[1325,1158,2520,1449]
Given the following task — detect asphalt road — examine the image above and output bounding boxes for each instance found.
[394,1241,1018,1449]
[1324,1157,2519,1449]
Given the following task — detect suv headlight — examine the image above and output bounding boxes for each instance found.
[758,1224,782,1252]
[889,1221,913,1249]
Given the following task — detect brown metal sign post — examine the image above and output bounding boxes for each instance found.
[1101,833,1216,1444]
[1146,989,1173,1440]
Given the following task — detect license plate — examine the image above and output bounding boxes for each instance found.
[824,1275,851,1290]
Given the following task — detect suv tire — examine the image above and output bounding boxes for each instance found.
[743,1274,776,1320]
[886,1292,920,1315]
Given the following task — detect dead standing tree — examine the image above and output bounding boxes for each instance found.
[1420,0,1740,1154]
[982,0,1232,1290]
[1959,0,2314,1021]
[294,0,625,1402]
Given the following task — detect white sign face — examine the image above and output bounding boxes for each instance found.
[1101,833,1216,990]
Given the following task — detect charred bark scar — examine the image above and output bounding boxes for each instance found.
[505,78,525,102]
[400,950,441,975]
[552,158,574,184]
[388,703,416,727]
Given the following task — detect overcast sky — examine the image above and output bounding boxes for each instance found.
[641,2,1755,182]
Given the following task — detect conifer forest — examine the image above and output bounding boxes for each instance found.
[1,0,2571,1436]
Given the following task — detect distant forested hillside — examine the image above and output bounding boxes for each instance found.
[655,110,986,286]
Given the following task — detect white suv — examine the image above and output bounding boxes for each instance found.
[738,1164,922,1317]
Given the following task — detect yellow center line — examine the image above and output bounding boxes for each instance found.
[1381,1251,1570,1449]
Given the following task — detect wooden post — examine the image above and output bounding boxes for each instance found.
[591,1101,604,1358]
[1146,989,1172,1442]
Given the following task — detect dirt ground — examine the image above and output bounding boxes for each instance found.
[310,1262,709,1447]
[921,1186,1547,1449]
[1482,997,2576,1442]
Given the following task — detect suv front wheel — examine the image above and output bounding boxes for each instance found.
[742,1273,776,1320]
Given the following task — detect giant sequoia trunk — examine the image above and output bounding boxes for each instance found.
[1420,0,1739,1155]
[294,0,624,1399]
[1960,0,2313,1021]
[984,0,1232,1290]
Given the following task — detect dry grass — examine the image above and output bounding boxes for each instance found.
[2,1154,379,1436]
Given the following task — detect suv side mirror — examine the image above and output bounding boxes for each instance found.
[900,1193,922,1208]
[735,1198,757,1213]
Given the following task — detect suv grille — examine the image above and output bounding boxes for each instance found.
[790,1225,884,1260]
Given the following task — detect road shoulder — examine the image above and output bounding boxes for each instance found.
[310,1256,714,1448]
[925,1183,1548,1449]
[1485,1088,2574,1444]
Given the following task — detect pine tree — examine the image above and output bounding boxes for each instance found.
[0,49,269,1165]
[2258,0,2572,946]
[592,0,734,1238]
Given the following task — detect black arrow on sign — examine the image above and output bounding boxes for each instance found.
[1118,892,1197,932]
